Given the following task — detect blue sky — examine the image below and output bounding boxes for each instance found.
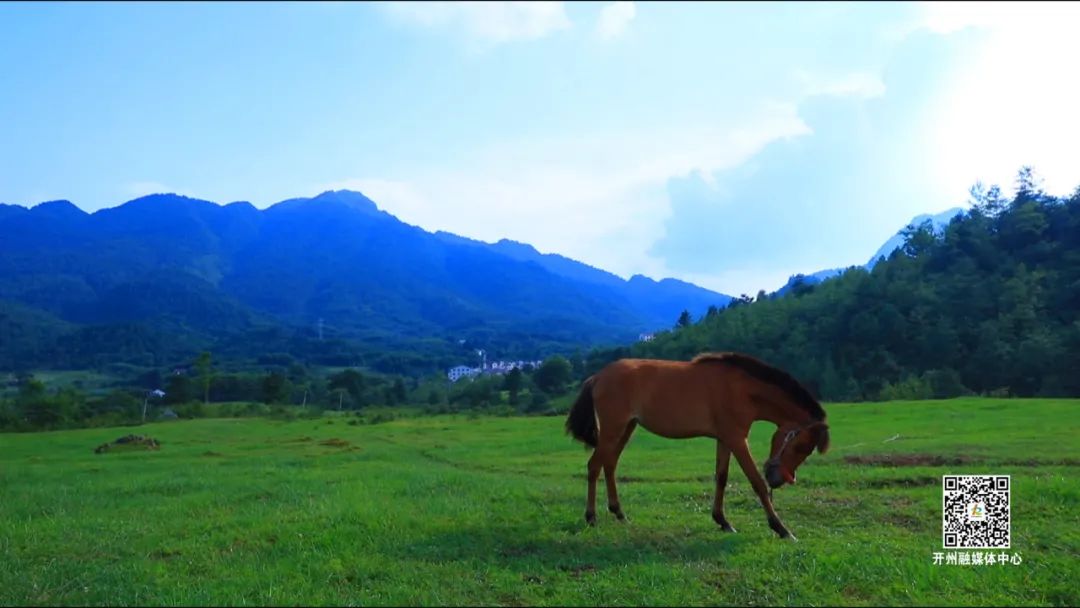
[2,1,1078,295]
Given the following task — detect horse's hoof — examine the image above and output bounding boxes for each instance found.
[768,515,792,539]
[712,512,736,532]
[585,511,596,526]
[608,505,626,521]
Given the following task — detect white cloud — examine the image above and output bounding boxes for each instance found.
[919,1,1080,35]
[381,1,571,46]
[325,3,1080,297]
[793,69,886,99]
[317,106,809,295]
[596,1,635,40]
[919,1,1080,199]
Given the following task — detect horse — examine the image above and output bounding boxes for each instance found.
[564,352,830,540]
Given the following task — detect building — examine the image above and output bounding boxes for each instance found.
[447,359,543,382]
[638,333,656,342]
[447,365,480,382]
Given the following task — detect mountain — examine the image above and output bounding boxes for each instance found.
[776,207,966,295]
[434,233,731,327]
[0,191,731,374]
[865,207,965,268]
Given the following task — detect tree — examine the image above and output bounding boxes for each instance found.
[392,378,407,404]
[900,219,938,257]
[534,356,573,394]
[1014,165,1042,202]
[328,369,367,408]
[194,351,213,405]
[163,374,191,405]
[17,379,60,428]
[529,389,549,412]
[383,384,399,406]
[676,310,692,328]
[262,372,289,404]
[503,367,523,405]
[331,388,348,411]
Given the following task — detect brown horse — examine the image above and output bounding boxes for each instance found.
[565,352,830,540]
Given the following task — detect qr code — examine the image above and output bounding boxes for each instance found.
[943,475,1010,548]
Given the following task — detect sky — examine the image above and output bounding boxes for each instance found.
[2,1,1078,296]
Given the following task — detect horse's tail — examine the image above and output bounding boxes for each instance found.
[565,376,598,449]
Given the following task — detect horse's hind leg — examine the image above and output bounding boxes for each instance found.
[604,420,637,521]
[712,441,736,532]
[585,418,635,525]
[585,449,603,525]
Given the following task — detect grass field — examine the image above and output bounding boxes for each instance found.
[1,398,1076,606]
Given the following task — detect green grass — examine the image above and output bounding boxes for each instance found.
[0,398,1076,606]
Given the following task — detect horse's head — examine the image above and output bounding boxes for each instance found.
[764,421,830,489]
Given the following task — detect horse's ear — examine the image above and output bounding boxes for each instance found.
[816,425,830,455]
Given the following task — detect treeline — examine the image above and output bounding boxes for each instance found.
[610,168,1080,402]
[0,352,579,432]
[0,304,590,382]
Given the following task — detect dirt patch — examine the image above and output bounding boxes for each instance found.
[704,568,740,591]
[860,476,938,488]
[319,438,351,448]
[847,453,1079,468]
[558,564,597,578]
[201,451,224,457]
[999,457,1080,467]
[499,545,540,558]
[844,454,974,467]
[94,434,160,454]
[883,512,925,528]
[842,586,871,600]
[150,548,181,560]
[496,594,525,607]
[807,494,861,508]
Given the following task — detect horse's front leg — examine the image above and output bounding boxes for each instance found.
[712,440,736,532]
[730,439,796,540]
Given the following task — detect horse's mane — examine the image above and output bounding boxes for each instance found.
[691,352,826,421]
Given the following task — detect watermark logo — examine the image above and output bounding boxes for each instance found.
[934,475,1020,566]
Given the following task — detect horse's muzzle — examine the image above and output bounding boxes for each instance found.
[764,461,786,489]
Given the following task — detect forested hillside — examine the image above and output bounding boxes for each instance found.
[618,169,1080,401]
[0,190,731,375]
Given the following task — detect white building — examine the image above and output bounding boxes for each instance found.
[447,365,480,382]
[638,333,656,342]
[447,359,543,382]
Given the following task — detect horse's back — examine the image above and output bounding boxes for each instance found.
[592,358,726,438]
